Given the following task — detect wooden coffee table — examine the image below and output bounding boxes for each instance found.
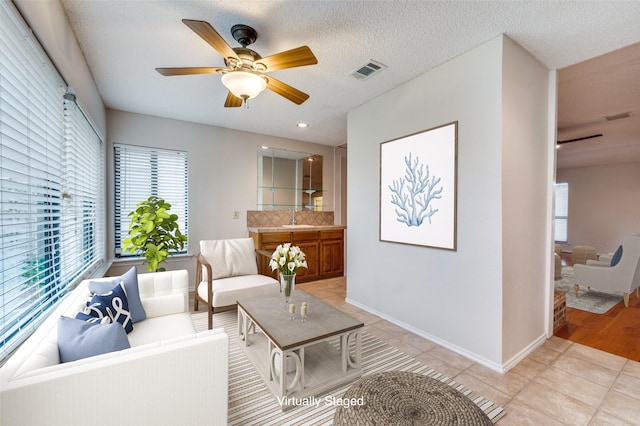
[237,289,364,410]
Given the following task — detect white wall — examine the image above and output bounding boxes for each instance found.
[106,109,338,277]
[347,35,552,371]
[501,37,552,365]
[557,162,640,253]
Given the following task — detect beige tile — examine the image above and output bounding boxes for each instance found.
[374,319,409,336]
[543,335,572,353]
[428,346,475,371]
[621,359,640,379]
[501,399,564,426]
[552,354,619,388]
[533,366,609,407]
[465,364,530,397]
[364,324,395,342]
[400,331,440,353]
[413,352,470,379]
[589,410,635,426]
[452,372,511,407]
[565,343,627,372]
[612,372,640,400]
[342,307,382,325]
[528,344,562,365]
[508,357,548,380]
[386,336,423,357]
[600,390,640,424]
[514,382,596,425]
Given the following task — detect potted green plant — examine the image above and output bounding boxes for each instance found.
[122,196,188,272]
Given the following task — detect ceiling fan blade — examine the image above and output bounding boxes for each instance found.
[224,92,243,108]
[182,19,240,61]
[255,46,318,71]
[266,76,310,105]
[156,67,225,76]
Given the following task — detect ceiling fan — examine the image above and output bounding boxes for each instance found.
[156,19,318,107]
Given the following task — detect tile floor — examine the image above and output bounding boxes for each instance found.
[192,277,640,425]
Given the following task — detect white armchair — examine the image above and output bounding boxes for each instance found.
[573,235,640,307]
[196,238,280,329]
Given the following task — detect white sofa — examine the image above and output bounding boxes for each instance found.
[0,269,228,426]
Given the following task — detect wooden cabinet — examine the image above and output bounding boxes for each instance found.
[250,228,344,283]
[320,230,344,276]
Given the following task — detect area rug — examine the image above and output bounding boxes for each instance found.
[334,371,493,425]
[192,311,505,425]
[555,266,623,314]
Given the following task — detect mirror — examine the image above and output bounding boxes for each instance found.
[257,147,323,210]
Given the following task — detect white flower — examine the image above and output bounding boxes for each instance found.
[269,243,308,275]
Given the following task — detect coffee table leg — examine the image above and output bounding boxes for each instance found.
[299,347,305,389]
[269,348,303,397]
[341,331,362,372]
[238,309,251,347]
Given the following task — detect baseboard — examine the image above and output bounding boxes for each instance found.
[345,297,506,373]
[501,333,547,372]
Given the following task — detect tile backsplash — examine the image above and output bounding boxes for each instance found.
[247,210,334,227]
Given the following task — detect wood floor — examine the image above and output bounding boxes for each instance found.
[553,254,640,362]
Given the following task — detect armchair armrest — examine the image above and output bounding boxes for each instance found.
[196,253,214,329]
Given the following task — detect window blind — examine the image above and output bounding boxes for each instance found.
[114,144,188,257]
[60,95,105,281]
[0,2,106,360]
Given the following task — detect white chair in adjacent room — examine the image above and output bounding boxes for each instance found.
[573,235,640,307]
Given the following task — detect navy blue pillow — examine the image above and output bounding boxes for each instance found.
[83,282,134,333]
[75,312,111,324]
[58,316,130,363]
[610,245,623,266]
[88,266,146,323]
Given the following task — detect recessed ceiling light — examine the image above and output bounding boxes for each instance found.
[297,122,308,128]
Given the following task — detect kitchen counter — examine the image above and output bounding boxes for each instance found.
[248,225,346,233]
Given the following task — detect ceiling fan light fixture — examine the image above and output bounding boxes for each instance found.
[221,71,267,100]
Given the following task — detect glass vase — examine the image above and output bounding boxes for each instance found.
[280,272,296,308]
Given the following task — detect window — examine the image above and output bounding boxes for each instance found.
[114,144,188,257]
[0,2,105,360]
[554,183,569,243]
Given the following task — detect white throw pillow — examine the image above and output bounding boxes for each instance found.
[200,238,258,280]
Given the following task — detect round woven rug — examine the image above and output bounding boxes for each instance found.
[333,371,493,426]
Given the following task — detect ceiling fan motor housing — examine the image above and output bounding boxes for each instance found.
[231,24,257,47]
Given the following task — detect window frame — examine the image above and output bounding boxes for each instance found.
[113,143,189,259]
[554,182,569,243]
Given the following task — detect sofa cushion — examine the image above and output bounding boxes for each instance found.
[88,266,146,323]
[126,313,196,347]
[141,293,186,319]
[57,316,130,363]
[198,274,280,307]
[83,282,134,333]
[610,245,623,266]
[200,238,258,280]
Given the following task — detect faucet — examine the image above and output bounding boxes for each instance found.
[290,208,296,225]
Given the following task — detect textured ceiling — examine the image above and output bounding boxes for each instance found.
[59,0,640,167]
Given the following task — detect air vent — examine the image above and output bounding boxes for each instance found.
[350,59,387,81]
[603,112,632,121]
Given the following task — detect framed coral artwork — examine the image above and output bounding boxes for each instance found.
[379,121,458,250]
